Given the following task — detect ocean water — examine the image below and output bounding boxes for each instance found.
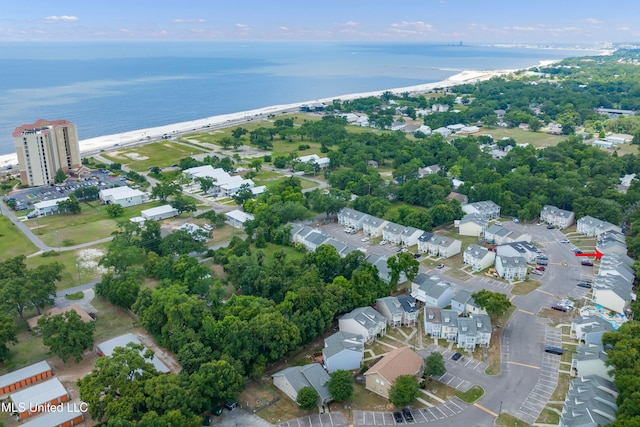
[0,41,600,155]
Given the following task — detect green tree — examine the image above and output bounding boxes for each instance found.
[150,181,180,202]
[296,386,319,410]
[386,252,419,288]
[106,203,124,218]
[389,375,420,407]
[249,158,263,172]
[327,370,354,402]
[37,309,95,363]
[96,272,142,309]
[191,359,245,409]
[55,168,66,184]
[195,176,215,193]
[471,290,512,319]
[231,183,255,206]
[177,341,213,375]
[0,314,17,361]
[57,194,81,214]
[423,352,446,378]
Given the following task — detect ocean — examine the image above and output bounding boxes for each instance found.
[0,41,602,155]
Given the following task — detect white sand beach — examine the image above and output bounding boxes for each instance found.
[0,63,552,168]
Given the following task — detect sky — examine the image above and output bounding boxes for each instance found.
[1,0,639,44]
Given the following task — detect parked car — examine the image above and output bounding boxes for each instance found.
[437,263,445,269]
[547,225,555,229]
[551,304,568,312]
[379,240,388,246]
[577,281,592,288]
[396,247,403,252]
[413,253,421,259]
[536,259,548,265]
[452,352,462,361]
[202,415,212,426]
[393,412,404,423]
[536,266,545,271]
[560,239,570,243]
[537,254,548,260]
[361,237,370,242]
[544,345,564,355]
[212,406,223,416]
[581,260,594,267]
[402,408,414,423]
[224,401,238,411]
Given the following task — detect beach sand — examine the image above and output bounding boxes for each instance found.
[0,64,550,168]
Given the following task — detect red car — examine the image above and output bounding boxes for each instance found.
[536,266,545,271]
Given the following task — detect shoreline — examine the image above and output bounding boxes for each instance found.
[0,61,556,168]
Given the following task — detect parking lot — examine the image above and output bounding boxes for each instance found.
[276,412,348,427]
[420,346,487,392]
[352,399,468,425]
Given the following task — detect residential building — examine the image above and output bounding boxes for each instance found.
[175,223,208,241]
[484,224,531,245]
[441,309,459,341]
[296,154,331,170]
[337,208,369,230]
[416,125,432,135]
[576,216,621,237]
[571,342,612,380]
[365,253,405,284]
[382,222,404,245]
[540,205,575,229]
[10,378,69,419]
[376,296,404,327]
[272,363,332,406]
[411,273,455,308]
[27,304,93,331]
[97,333,170,373]
[322,331,365,373]
[182,165,255,197]
[423,306,443,338]
[559,375,618,427]
[456,318,478,351]
[471,314,492,348]
[398,295,419,326]
[447,123,466,132]
[14,119,81,187]
[362,216,388,237]
[495,255,528,280]
[605,133,632,144]
[0,361,53,394]
[592,276,632,314]
[418,164,441,178]
[297,230,330,252]
[32,197,69,217]
[496,241,539,263]
[364,347,424,399]
[463,244,495,271]
[447,191,469,205]
[432,127,452,138]
[400,226,424,247]
[99,186,148,207]
[596,232,628,255]
[339,307,387,342]
[451,289,487,317]
[418,234,462,258]
[225,209,255,229]
[570,316,615,345]
[141,205,178,221]
[458,213,488,237]
[462,200,501,219]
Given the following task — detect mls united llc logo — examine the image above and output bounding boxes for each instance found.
[1,401,88,414]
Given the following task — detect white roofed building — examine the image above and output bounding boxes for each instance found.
[226,209,255,229]
[99,186,148,207]
[296,154,330,170]
[33,197,69,217]
[141,204,178,221]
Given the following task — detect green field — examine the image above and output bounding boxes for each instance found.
[0,215,39,260]
[477,127,566,147]
[101,140,208,171]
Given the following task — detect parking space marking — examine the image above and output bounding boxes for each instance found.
[508,361,540,369]
[518,309,535,315]
[473,403,498,417]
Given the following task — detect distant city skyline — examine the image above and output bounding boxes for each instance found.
[2,0,639,44]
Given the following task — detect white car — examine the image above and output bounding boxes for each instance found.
[560,239,570,243]
[379,240,388,246]
[361,237,370,242]
[203,224,213,231]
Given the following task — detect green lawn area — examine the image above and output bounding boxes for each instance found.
[0,215,39,260]
[455,385,484,403]
[101,140,208,172]
[496,412,531,427]
[477,127,566,148]
[92,297,139,342]
[246,170,284,186]
[511,279,542,295]
[29,200,164,247]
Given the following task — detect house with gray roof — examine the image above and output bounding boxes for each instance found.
[456,318,478,351]
[418,234,462,258]
[559,375,618,427]
[540,204,575,229]
[365,253,405,284]
[376,296,404,327]
[451,289,487,317]
[570,316,615,345]
[337,208,370,230]
[272,363,332,406]
[496,241,538,263]
[411,273,455,308]
[339,307,387,342]
[398,295,419,326]
[440,309,459,341]
[571,342,612,381]
[382,222,405,245]
[463,244,495,271]
[577,216,621,237]
[418,164,441,178]
[302,230,331,251]
[423,306,443,338]
[592,276,633,314]
[458,213,488,237]
[322,331,365,373]
[362,216,388,237]
[97,333,170,373]
[596,233,627,256]
[462,200,501,219]
[471,314,492,348]
[495,255,528,281]
[484,224,513,245]
[400,226,425,247]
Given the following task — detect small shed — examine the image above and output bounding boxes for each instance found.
[225,209,255,229]
[19,405,85,427]
[97,333,170,373]
[141,205,178,221]
[0,360,53,394]
[10,377,69,419]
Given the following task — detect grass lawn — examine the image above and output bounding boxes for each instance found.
[496,412,531,427]
[424,379,458,402]
[477,127,566,148]
[511,280,542,295]
[248,170,285,186]
[101,140,208,172]
[29,200,163,247]
[65,291,84,300]
[485,306,516,375]
[24,242,110,290]
[92,297,138,342]
[455,385,484,403]
[536,407,560,425]
[0,215,39,260]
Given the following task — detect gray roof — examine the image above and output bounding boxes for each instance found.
[341,307,386,329]
[572,343,608,363]
[377,296,404,317]
[457,318,477,336]
[306,231,331,246]
[542,204,574,218]
[97,333,170,373]
[0,360,51,389]
[428,234,458,248]
[10,378,67,409]
[326,238,348,254]
[471,314,492,333]
[441,309,458,327]
[496,255,527,268]
[383,222,404,234]
[418,231,434,242]
[464,244,490,260]
[324,331,365,359]
[401,226,422,237]
[272,363,331,402]
[363,216,386,227]
[339,208,369,222]
[486,224,512,238]
[424,306,442,323]
[560,375,618,427]
[397,295,418,313]
[452,289,472,305]
[459,213,488,227]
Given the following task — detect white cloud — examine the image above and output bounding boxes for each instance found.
[337,21,359,28]
[235,23,251,30]
[278,26,289,31]
[390,21,434,31]
[44,15,78,22]
[586,18,603,24]
[173,18,206,24]
[512,26,537,31]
